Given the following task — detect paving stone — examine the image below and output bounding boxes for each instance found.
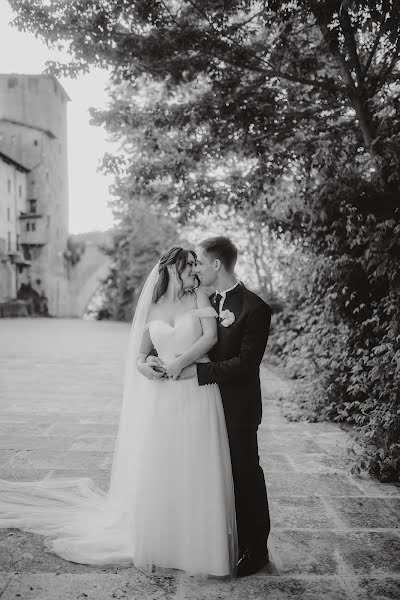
[287,453,348,473]
[47,424,118,437]
[383,499,400,527]
[0,412,119,425]
[259,437,332,455]
[178,574,351,600]
[0,435,72,451]
[259,453,295,472]
[325,497,400,529]
[0,574,14,596]
[342,575,400,600]
[70,438,116,452]
[269,496,338,529]
[0,571,177,599]
[0,423,55,436]
[265,473,363,497]
[272,530,400,576]
[0,467,55,482]
[338,532,400,575]
[0,530,97,574]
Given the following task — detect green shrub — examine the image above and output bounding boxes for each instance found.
[268,185,400,483]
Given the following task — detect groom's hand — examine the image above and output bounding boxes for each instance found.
[178,364,197,380]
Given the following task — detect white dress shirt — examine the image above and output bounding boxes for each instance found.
[215,281,240,313]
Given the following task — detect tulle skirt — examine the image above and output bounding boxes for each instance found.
[0,379,237,577]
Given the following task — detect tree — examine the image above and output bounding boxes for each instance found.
[98,199,180,321]
[9,0,400,215]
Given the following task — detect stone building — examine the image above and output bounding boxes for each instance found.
[0,149,30,303]
[0,73,70,315]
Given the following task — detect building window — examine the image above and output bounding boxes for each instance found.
[7,208,10,222]
[7,76,18,89]
[18,185,22,198]
[29,199,37,214]
[7,179,11,193]
[31,222,36,232]
[7,232,11,251]
[33,140,38,146]
[26,222,30,231]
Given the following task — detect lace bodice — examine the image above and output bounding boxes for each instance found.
[147,307,217,363]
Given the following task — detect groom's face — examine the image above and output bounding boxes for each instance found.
[196,249,218,288]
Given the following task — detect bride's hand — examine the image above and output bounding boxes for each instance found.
[146,356,165,371]
[164,357,184,381]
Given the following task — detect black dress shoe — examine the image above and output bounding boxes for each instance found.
[236,549,269,577]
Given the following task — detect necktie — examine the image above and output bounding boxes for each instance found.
[213,293,223,312]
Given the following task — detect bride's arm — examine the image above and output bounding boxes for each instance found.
[136,328,166,380]
[164,291,217,380]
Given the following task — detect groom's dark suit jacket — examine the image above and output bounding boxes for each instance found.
[197,284,271,429]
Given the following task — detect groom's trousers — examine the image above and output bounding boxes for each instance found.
[227,426,270,555]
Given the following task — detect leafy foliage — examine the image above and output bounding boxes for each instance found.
[268,180,400,482]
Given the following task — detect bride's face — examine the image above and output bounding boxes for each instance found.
[175,253,197,290]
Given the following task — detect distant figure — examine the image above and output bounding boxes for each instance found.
[17,280,48,316]
[17,282,34,315]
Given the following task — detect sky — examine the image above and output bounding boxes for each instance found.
[0,0,116,234]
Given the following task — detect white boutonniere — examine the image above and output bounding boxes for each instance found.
[219,309,235,327]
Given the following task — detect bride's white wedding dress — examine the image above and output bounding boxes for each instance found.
[0,268,237,578]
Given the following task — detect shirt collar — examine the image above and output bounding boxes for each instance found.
[216,281,240,297]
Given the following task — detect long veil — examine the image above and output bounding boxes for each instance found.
[0,264,160,567]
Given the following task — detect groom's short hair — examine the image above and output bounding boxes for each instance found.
[200,236,238,272]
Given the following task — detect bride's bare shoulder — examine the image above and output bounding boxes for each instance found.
[194,289,212,308]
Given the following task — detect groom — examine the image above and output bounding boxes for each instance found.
[180,236,271,577]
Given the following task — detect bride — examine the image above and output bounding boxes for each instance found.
[0,246,238,578]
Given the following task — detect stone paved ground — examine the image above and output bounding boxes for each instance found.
[0,318,399,600]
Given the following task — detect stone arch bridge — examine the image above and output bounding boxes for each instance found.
[68,242,112,318]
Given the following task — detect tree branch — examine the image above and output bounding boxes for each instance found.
[338,9,364,88]
[317,21,357,92]
[363,15,387,77]
[158,0,181,27]
[377,43,400,85]
[227,8,266,33]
